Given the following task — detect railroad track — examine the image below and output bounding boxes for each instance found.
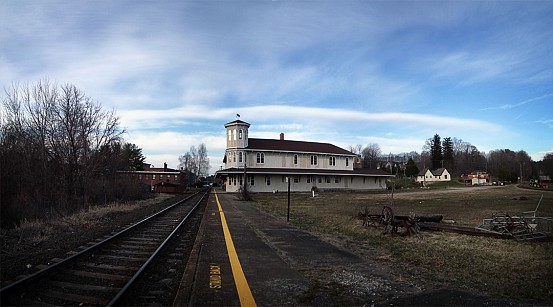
[0,188,210,306]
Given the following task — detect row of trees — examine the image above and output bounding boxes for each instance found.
[0,80,146,228]
[422,134,486,174]
[349,135,551,182]
[422,134,538,181]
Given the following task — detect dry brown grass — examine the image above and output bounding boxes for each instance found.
[3,193,174,246]
[251,185,553,304]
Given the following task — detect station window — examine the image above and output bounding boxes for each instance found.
[325,176,331,183]
[257,153,265,164]
[294,154,298,165]
[335,176,341,183]
[265,175,271,185]
[228,130,232,141]
[175,175,178,181]
[329,156,336,166]
[153,174,156,180]
[239,129,243,139]
[293,176,300,183]
[310,155,318,165]
[249,175,255,186]
[239,152,242,163]
[346,157,349,166]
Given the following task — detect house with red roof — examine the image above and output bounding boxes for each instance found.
[216,120,393,192]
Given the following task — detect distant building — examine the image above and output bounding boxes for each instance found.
[118,163,188,193]
[459,171,491,185]
[216,120,393,192]
[416,168,451,185]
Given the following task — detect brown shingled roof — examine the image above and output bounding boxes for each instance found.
[247,138,354,156]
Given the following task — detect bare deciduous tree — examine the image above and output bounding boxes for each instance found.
[348,144,363,155]
[197,143,210,178]
[178,143,211,186]
[361,143,381,169]
[1,79,125,227]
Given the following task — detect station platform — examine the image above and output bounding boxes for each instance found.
[173,190,515,306]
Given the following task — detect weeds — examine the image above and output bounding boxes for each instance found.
[6,194,173,246]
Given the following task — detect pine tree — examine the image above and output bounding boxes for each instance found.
[430,134,442,170]
[405,158,419,178]
[442,137,454,171]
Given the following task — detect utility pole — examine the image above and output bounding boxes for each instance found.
[287,177,291,222]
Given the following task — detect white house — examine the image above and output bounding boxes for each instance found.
[416,168,451,185]
[216,120,394,192]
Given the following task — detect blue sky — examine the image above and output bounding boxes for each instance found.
[1,1,552,174]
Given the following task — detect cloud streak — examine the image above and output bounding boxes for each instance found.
[480,93,553,111]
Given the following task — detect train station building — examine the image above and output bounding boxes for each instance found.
[216,119,393,192]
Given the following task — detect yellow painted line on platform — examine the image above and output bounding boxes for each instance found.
[214,190,257,307]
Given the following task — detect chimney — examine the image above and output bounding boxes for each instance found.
[280,133,284,141]
[164,162,167,172]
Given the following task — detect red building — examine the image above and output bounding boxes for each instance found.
[459,171,491,185]
[119,163,188,193]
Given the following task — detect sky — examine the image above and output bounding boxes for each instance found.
[1,0,552,175]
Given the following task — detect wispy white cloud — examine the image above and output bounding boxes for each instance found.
[424,51,519,86]
[480,93,553,111]
[119,104,503,133]
[353,136,425,155]
[536,119,553,128]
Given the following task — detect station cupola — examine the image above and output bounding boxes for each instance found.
[224,119,250,149]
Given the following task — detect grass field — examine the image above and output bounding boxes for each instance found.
[250,183,553,304]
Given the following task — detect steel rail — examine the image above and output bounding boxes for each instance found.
[0,190,203,299]
[107,188,210,306]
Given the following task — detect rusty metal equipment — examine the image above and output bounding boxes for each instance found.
[475,195,553,241]
[358,206,442,236]
[357,194,552,241]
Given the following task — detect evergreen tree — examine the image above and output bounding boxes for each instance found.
[430,134,442,169]
[122,143,146,171]
[405,158,419,178]
[442,137,454,171]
